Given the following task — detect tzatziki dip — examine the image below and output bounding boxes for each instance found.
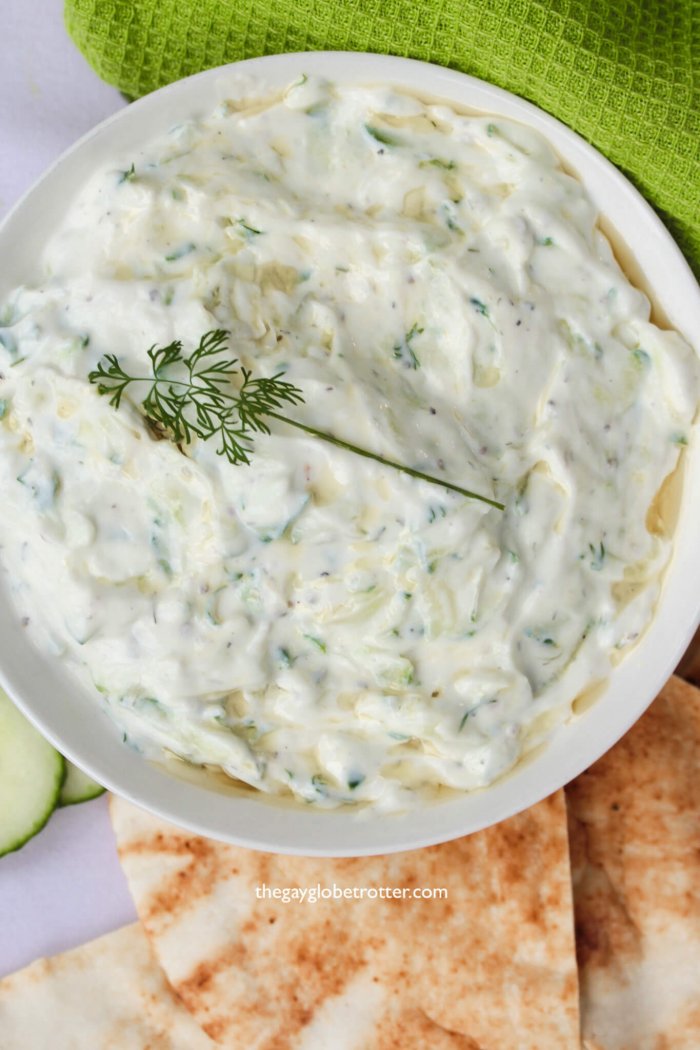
[0,77,697,811]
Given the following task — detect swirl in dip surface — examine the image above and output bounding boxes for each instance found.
[0,76,697,811]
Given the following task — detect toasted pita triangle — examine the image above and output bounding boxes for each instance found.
[566,675,700,1049]
[110,790,579,1048]
[0,922,215,1048]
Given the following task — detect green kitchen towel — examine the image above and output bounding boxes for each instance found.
[65,0,699,276]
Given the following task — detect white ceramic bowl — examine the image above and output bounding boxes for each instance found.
[1,52,698,856]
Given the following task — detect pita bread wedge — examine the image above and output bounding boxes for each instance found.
[110,790,579,1049]
[566,674,700,1049]
[0,922,214,1050]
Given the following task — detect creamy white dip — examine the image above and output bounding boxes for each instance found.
[0,77,697,810]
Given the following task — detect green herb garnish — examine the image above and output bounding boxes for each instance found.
[89,329,504,509]
[119,163,136,183]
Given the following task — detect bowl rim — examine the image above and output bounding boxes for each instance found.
[0,50,698,856]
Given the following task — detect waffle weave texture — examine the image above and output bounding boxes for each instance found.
[64,0,699,275]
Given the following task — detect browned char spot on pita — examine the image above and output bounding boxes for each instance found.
[119,827,236,932]
[374,1005,487,1049]
[566,676,700,1049]
[567,805,642,973]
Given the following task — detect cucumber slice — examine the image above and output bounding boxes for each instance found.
[0,688,65,857]
[59,760,105,806]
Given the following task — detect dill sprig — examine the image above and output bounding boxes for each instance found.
[88,329,504,509]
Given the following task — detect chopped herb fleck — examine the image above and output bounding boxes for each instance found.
[237,219,263,238]
[486,123,498,137]
[524,625,559,646]
[671,432,688,446]
[442,203,462,233]
[347,775,365,790]
[118,163,136,183]
[631,347,651,368]
[238,722,259,743]
[427,505,447,523]
[304,634,327,653]
[364,124,402,147]
[137,696,164,712]
[393,322,423,369]
[458,697,498,731]
[0,399,7,420]
[589,541,606,571]
[276,647,294,668]
[420,157,457,170]
[164,242,196,262]
[470,297,490,318]
[537,236,554,246]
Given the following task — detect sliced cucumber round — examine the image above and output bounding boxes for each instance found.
[59,760,105,806]
[0,687,65,857]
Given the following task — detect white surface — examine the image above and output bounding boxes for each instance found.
[0,0,134,981]
[0,796,137,979]
[1,50,698,858]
